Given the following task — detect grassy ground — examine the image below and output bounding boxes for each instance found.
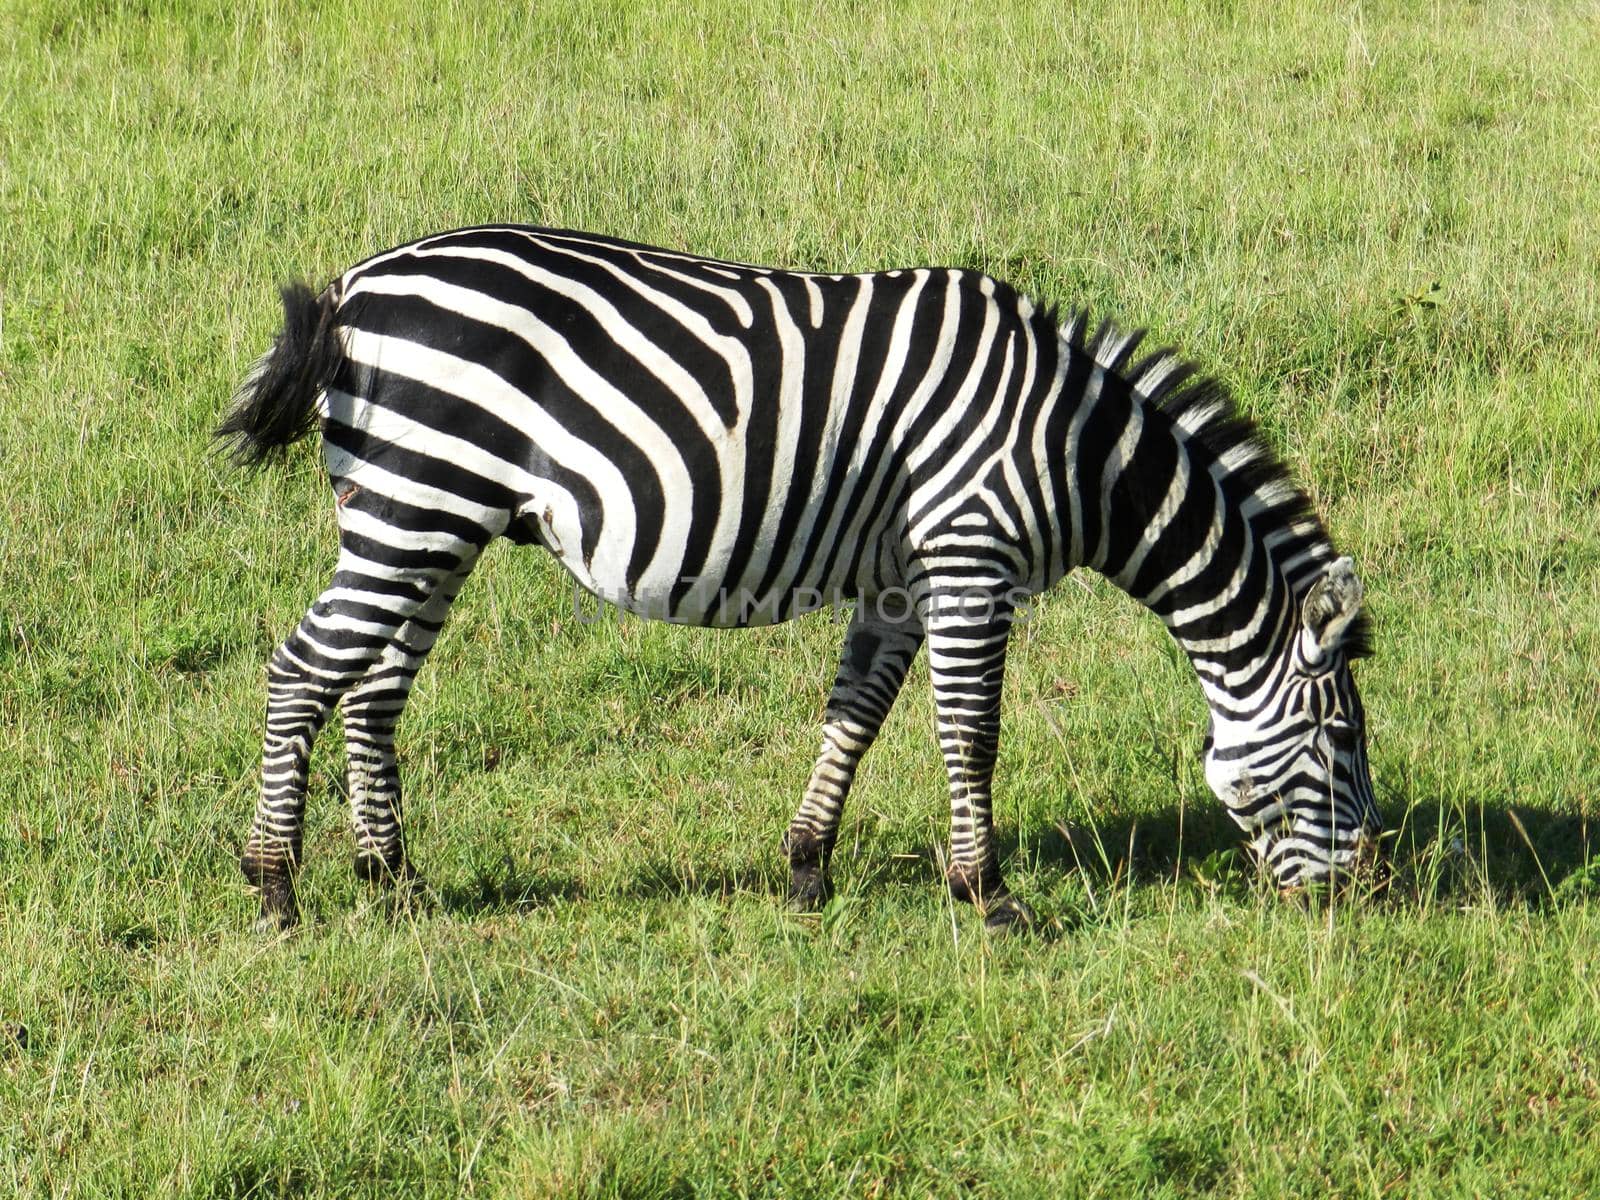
[4,0,1600,1194]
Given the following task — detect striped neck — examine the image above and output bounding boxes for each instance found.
[1037,315,1341,716]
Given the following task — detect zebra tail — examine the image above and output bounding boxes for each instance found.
[215,282,342,469]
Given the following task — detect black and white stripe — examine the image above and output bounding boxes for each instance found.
[220,226,1380,930]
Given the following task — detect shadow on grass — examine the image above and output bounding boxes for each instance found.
[431,863,584,915]
[428,797,1597,921]
[431,855,781,916]
[997,794,1598,911]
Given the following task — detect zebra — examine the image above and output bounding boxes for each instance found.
[218,225,1382,932]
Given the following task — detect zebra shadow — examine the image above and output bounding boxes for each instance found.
[993,796,1598,911]
[430,862,584,915]
[429,853,781,916]
[1375,798,1597,908]
[427,798,1597,920]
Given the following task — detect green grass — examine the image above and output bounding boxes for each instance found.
[4,0,1600,1194]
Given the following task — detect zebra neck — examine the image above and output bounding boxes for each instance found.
[1047,345,1330,714]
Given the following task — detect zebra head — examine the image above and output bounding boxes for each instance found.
[1203,556,1382,889]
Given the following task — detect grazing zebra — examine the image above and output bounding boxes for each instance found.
[219,225,1381,932]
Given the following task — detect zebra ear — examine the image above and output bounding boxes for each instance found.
[1301,556,1364,664]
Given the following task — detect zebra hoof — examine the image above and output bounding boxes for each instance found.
[786,865,833,913]
[252,877,299,934]
[982,895,1035,935]
[780,829,833,912]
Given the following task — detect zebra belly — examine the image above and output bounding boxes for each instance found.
[533,529,880,629]
[503,445,909,628]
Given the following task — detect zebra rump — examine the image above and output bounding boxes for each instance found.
[216,282,343,468]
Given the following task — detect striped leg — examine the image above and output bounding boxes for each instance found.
[341,558,477,888]
[922,584,1033,932]
[782,604,923,909]
[241,539,480,931]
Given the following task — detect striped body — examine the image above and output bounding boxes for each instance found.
[222,226,1382,930]
[330,228,1068,624]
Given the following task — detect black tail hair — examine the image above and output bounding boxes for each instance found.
[215,282,342,468]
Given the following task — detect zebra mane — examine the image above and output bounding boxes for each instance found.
[1056,310,1373,659]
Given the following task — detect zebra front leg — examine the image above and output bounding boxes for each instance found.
[922,585,1033,933]
[241,549,477,931]
[782,604,923,910]
[342,557,477,895]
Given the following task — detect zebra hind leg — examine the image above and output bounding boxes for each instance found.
[342,557,478,904]
[241,546,480,932]
[782,605,922,911]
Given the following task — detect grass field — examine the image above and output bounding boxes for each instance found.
[4,0,1600,1194]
